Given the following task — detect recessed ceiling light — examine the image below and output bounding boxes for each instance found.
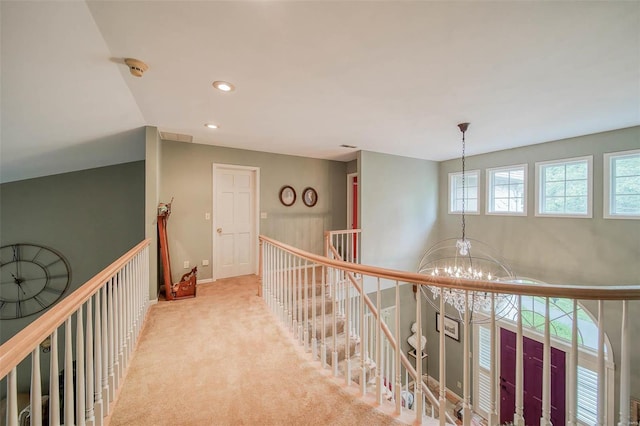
[212,81,235,92]
[205,123,219,129]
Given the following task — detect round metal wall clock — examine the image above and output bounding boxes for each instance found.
[0,243,71,319]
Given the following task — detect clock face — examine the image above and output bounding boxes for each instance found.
[0,244,70,319]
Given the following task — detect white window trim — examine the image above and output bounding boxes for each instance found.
[485,164,528,216]
[448,169,481,215]
[535,155,593,218]
[603,148,640,220]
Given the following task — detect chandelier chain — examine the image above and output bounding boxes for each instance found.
[461,128,466,242]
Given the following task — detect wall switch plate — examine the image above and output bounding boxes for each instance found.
[202,260,209,266]
[183,261,190,269]
[457,381,462,389]
[260,212,267,219]
[205,212,211,220]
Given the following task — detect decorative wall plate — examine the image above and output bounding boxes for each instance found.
[279,185,296,206]
[302,187,318,207]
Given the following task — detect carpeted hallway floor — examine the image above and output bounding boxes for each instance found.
[107,275,405,426]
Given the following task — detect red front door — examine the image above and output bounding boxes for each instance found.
[500,328,566,426]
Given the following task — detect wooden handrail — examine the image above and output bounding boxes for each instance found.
[0,239,151,379]
[328,242,456,423]
[260,235,640,300]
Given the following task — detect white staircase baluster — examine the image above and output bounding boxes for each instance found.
[311,263,318,360]
[321,265,327,368]
[489,293,498,425]
[93,292,103,424]
[119,266,127,375]
[287,254,292,332]
[7,368,18,426]
[113,272,120,386]
[305,262,311,352]
[31,346,42,426]
[597,300,605,425]
[345,279,351,386]
[514,295,524,425]
[618,300,630,426]
[463,291,470,426]
[101,284,109,414]
[541,297,551,426]
[64,317,74,426]
[76,305,86,426]
[394,281,401,415]
[107,277,116,403]
[359,282,366,396]
[375,277,382,405]
[568,299,578,426]
[86,295,95,426]
[50,329,61,426]
[332,267,339,376]
[438,293,446,426]
[414,284,423,424]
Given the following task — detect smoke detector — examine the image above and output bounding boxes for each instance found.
[124,58,149,77]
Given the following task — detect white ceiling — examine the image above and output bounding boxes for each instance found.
[2,1,639,183]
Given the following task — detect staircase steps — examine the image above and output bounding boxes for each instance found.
[337,355,377,385]
[307,314,345,339]
[324,335,359,365]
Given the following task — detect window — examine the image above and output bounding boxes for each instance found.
[449,170,480,214]
[536,156,593,217]
[604,149,640,219]
[486,164,527,215]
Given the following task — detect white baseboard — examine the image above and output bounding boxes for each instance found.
[147,298,158,305]
[197,278,214,285]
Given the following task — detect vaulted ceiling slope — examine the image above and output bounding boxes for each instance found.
[1,1,638,183]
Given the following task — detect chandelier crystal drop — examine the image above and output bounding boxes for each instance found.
[418,123,516,322]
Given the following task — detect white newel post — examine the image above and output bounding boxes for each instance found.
[541,297,551,426]
[86,295,96,426]
[50,329,61,426]
[597,301,605,426]
[618,300,630,426]
[76,305,86,426]
[64,318,74,426]
[31,347,42,426]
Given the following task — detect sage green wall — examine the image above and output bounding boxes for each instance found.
[359,150,439,280]
[0,161,146,344]
[432,126,640,408]
[159,140,347,282]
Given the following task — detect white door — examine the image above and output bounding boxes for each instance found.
[213,165,258,279]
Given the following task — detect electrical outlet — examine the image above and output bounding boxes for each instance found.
[205,212,210,220]
[457,381,462,389]
[202,260,209,266]
[183,261,190,269]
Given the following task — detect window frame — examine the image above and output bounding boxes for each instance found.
[535,155,593,218]
[603,148,640,220]
[486,164,528,216]
[448,169,481,215]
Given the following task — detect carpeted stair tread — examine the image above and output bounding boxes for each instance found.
[307,314,345,339]
[324,335,359,365]
[338,355,377,385]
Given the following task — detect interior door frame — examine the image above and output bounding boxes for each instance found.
[346,173,358,229]
[211,163,260,281]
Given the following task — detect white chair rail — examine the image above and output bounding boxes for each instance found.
[1,239,150,426]
[260,233,640,426]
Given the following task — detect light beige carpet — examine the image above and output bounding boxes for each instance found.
[107,275,404,426]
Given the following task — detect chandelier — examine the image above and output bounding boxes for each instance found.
[418,123,515,321]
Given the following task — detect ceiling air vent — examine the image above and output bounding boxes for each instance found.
[159,131,193,143]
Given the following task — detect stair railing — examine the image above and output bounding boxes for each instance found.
[1,239,150,426]
[260,233,640,426]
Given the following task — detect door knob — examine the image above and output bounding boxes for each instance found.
[217,228,222,234]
